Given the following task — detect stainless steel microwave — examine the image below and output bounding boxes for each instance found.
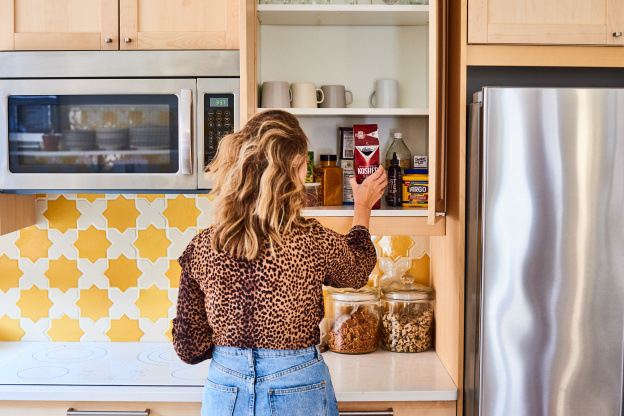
[0,51,240,191]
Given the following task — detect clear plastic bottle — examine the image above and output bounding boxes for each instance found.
[385,132,412,171]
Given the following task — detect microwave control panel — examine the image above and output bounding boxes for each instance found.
[204,93,235,165]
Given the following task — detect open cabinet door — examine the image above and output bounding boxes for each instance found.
[428,0,447,226]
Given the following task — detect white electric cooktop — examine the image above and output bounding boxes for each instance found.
[0,342,210,386]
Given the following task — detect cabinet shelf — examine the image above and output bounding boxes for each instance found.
[257,4,429,26]
[302,206,446,236]
[260,108,429,117]
[302,205,444,217]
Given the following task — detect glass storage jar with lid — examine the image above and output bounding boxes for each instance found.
[326,287,380,354]
[381,274,434,353]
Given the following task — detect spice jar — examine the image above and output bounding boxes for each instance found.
[314,154,343,206]
[326,287,380,354]
[381,274,434,353]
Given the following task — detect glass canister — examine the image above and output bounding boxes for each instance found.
[381,274,434,353]
[303,182,320,207]
[326,287,380,354]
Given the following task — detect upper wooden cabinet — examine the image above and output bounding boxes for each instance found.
[468,0,624,45]
[0,0,239,51]
[253,3,446,231]
[120,0,239,50]
[0,0,119,50]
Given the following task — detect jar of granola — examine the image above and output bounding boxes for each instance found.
[326,287,380,354]
[381,274,434,353]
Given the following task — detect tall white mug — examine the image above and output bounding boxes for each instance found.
[291,82,324,108]
[369,79,399,108]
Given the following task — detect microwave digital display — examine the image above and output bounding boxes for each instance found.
[209,97,229,107]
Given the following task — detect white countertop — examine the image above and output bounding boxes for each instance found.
[0,342,457,402]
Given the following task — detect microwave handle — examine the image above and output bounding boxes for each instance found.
[179,89,193,175]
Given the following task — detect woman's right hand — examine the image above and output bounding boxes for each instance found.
[349,165,387,210]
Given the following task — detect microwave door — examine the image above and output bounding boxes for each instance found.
[197,78,240,190]
[0,78,197,191]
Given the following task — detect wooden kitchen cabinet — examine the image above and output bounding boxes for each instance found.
[0,401,199,416]
[251,2,447,233]
[0,400,456,416]
[339,400,456,416]
[0,0,239,51]
[0,194,35,236]
[0,0,119,51]
[468,0,624,45]
[119,0,239,50]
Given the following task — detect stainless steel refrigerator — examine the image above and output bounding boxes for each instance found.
[465,87,624,416]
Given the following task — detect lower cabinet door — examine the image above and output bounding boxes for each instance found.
[0,400,456,416]
[338,401,456,416]
[0,402,201,416]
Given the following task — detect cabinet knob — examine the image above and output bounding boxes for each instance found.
[104,38,113,43]
[124,37,133,43]
[614,32,623,37]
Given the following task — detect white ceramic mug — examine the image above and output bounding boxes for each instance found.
[261,81,292,108]
[291,82,324,108]
[320,85,353,108]
[369,79,399,108]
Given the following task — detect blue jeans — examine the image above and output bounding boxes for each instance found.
[202,345,339,416]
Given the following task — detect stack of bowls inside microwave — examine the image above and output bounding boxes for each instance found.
[129,125,170,150]
[95,128,129,150]
[62,130,96,151]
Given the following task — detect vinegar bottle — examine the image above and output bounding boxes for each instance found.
[385,132,412,171]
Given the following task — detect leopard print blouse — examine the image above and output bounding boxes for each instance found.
[172,220,376,364]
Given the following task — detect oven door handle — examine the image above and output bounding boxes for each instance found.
[179,88,193,175]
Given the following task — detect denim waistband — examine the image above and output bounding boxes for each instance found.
[213,345,320,358]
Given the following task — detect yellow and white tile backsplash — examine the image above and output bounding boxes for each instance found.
[0,194,429,342]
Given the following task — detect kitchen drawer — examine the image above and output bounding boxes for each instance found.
[338,401,456,416]
[1,400,456,416]
[0,402,200,416]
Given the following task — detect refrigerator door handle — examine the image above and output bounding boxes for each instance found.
[464,96,484,416]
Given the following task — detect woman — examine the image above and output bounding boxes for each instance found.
[172,110,386,416]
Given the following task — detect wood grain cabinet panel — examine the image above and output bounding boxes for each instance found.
[0,401,200,416]
[0,0,240,51]
[0,400,455,416]
[0,0,119,50]
[0,194,35,236]
[120,0,239,50]
[468,0,624,45]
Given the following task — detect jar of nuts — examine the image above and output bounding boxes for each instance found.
[381,274,434,353]
[326,287,380,354]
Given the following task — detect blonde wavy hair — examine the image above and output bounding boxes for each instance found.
[206,110,311,260]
